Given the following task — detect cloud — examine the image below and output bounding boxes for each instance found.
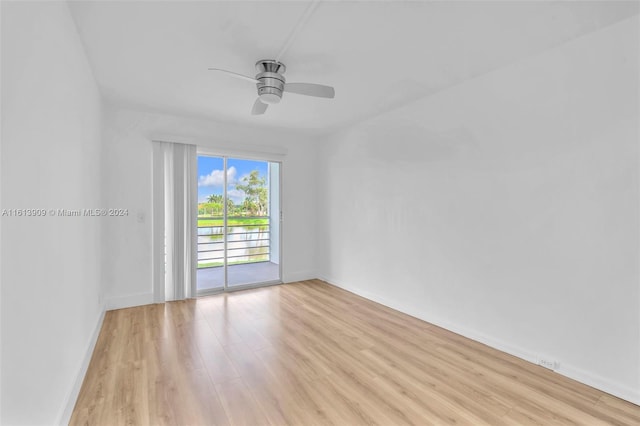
[227,189,246,204]
[236,173,251,184]
[198,166,237,187]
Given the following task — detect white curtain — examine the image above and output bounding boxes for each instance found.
[152,141,197,302]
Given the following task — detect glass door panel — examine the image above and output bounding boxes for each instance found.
[196,155,226,292]
[196,154,280,294]
[226,158,280,287]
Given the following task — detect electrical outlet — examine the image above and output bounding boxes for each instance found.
[537,358,559,371]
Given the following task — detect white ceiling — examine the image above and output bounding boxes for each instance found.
[69,1,639,132]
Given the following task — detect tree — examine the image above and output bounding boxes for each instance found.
[207,194,223,203]
[227,198,237,216]
[235,170,268,216]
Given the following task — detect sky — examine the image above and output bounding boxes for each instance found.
[197,156,269,204]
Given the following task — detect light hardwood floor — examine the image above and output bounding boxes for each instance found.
[71,280,640,425]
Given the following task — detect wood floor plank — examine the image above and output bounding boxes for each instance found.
[596,394,640,425]
[359,346,513,425]
[71,280,640,425]
[215,378,270,426]
[251,347,336,426]
[303,375,389,426]
[199,344,241,385]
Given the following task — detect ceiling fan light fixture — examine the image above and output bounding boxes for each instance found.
[256,70,285,104]
[259,92,281,104]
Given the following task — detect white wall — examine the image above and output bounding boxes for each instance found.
[102,106,319,309]
[1,2,105,424]
[318,16,640,403]
[1,4,635,423]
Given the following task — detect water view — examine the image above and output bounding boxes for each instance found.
[197,217,270,268]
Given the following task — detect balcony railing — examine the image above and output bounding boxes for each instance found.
[197,216,270,269]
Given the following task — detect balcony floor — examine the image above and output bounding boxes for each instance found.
[197,261,280,292]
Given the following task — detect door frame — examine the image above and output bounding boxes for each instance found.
[196,149,283,296]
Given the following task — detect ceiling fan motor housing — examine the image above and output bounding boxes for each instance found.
[256,60,286,104]
[256,72,285,104]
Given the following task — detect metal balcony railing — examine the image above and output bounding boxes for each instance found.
[197,216,270,269]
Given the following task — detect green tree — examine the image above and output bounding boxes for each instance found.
[199,202,221,216]
[235,170,267,216]
[227,198,238,216]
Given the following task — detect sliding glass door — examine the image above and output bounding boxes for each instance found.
[196,155,226,292]
[196,155,281,294]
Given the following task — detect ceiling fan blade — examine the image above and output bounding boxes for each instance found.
[251,98,268,115]
[284,82,335,99]
[208,68,259,84]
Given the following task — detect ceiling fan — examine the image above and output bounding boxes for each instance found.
[207,0,334,115]
[208,60,335,115]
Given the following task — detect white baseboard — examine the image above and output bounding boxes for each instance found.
[559,364,640,405]
[283,270,317,283]
[318,275,640,406]
[57,305,106,425]
[106,292,154,310]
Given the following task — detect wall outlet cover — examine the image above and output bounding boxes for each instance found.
[537,357,559,371]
